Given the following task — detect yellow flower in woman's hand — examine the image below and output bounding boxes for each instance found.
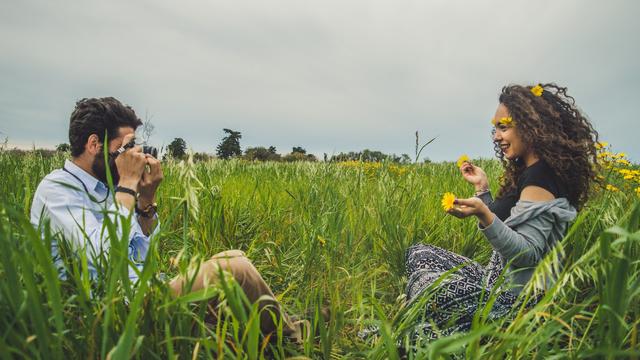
[531,84,544,97]
[457,154,470,168]
[441,192,456,211]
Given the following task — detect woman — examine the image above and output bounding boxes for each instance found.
[404,83,599,340]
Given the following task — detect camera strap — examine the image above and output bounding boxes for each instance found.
[62,166,110,203]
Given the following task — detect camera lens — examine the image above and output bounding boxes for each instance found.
[142,146,158,158]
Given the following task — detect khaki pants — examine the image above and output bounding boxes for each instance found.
[169,250,300,340]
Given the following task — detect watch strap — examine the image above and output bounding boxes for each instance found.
[115,186,137,198]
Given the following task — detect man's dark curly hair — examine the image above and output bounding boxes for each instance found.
[69,97,142,157]
[495,83,599,210]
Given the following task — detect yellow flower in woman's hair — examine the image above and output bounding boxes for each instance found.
[500,117,514,126]
[490,116,514,126]
[457,154,470,168]
[531,84,544,97]
[441,192,456,211]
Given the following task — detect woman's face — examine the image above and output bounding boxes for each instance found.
[492,103,530,161]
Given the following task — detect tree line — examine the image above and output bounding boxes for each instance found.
[49,128,414,163]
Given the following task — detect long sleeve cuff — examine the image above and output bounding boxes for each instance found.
[475,190,493,206]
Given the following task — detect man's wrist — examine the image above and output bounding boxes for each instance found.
[136,202,158,218]
[118,179,139,192]
[137,196,156,208]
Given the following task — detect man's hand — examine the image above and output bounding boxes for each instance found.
[138,154,163,206]
[447,197,495,227]
[115,134,147,191]
[460,162,489,192]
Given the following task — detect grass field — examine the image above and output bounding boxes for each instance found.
[0,149,638,359]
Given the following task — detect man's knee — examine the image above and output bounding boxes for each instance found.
[211,249,246,260]
[213,253,258,284]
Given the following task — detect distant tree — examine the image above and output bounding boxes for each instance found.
[283,151,317,162]
[165,137,187,159]
[292,146,306,154]
[329,149,406,163]
[216,129,242,159]
[244,146,281,161]
[55,143,70,152]
[193,152,214,162]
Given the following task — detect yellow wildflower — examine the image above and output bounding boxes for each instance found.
[595,141,608,149]
[616,159,630,166]
[500,117,514,126]
[531,84,544,97]
[317,235,326,247]
[636,187,640,197]
[491,117,515,126]
[606,184,619,192]
[457,154,470,168]
[441,192,456,211]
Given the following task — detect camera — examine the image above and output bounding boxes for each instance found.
[117,139,158,158]
[141,145,158,158]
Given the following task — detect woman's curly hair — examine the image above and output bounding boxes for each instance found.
[495,83,600,210]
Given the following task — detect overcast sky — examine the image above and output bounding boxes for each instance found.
[1,0,638,161]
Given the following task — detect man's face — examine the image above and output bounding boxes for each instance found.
[91,127,135,184]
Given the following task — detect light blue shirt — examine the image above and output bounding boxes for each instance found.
[30,159,158,283]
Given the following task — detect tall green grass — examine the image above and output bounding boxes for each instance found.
[0,150,638,358]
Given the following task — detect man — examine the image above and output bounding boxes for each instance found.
[30,97,300,339]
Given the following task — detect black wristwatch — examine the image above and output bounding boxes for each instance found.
[136,202,158,218]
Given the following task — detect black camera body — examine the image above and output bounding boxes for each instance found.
[141,145,158,158]
[118,139,158,158]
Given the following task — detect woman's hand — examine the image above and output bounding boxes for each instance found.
[447,197,495,227]
[460,162,489,192]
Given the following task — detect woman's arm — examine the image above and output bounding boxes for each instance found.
[449,185,558,267]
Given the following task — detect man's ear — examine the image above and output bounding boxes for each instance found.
[85,134,102,155]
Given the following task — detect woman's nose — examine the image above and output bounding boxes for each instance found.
[493,131,501,142]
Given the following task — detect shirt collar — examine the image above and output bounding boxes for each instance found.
[63,159,108,196]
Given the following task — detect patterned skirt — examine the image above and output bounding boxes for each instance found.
[403,244,518,340]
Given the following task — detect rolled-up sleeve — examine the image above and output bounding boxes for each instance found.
[128,215,159,264]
